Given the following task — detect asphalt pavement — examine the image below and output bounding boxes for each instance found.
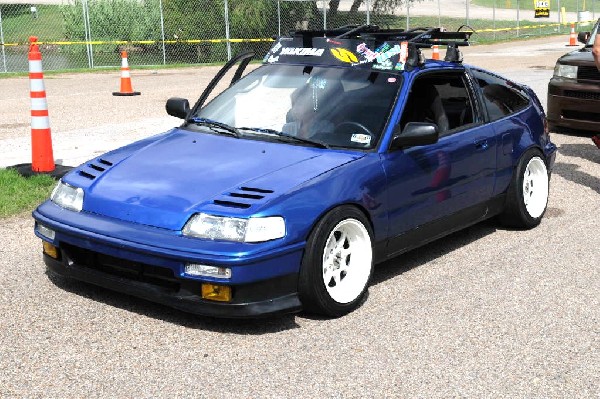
[0,35,599,397]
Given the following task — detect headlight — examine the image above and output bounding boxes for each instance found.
[554,63,578,79]
[182,213,285,243]
[51,181,84,212]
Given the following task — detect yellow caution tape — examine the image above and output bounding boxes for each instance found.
[0,38,275,46]
[478,19,597,33]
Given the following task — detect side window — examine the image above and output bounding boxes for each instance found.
[400,72,475,137]
[471,68,529,121]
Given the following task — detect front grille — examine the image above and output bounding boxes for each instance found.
[577,66,600,82]
[562,110,600,122]
[62,244,180,291]
[564,90,600,101]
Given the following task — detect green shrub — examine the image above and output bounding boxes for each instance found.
[61,0,161,42]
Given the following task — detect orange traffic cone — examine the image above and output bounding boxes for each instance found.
[29,36,55,173]
[567,23,578,46]
[113,51,140,96]
[431,44,440,60]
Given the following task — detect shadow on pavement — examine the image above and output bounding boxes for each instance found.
[553,162,600,194]
[558,143,600,164]
[46,271,301,334]
[370,219,498,286]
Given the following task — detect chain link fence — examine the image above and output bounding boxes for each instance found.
[1,0,598,73]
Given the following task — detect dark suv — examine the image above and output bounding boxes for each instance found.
[547,19,600,134]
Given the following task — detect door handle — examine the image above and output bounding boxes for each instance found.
[474,139,489,150]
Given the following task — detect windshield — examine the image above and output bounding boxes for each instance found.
[193,64,402,149]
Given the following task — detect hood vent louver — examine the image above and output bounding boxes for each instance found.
[77,158,114,180]
[213,200,252,209]
[240,186,274,194]
[212,186,274,209]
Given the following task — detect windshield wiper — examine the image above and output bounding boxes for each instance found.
[238,127,329,149]
[187,117,240,138]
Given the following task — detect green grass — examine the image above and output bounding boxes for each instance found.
[473,0,595,12]
[1,5,65,44]
[0,169,56,218]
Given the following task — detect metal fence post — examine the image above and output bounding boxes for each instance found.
[82,0,93,68]
[366,0,370,25]
[437,0,441,27]
[0,8,7,73]
[466,0,469,25]
[406,1,410,30]
[224,0,231,61]
[516,0,520,37]
[493,0,496,40]
[159,0,166,65]
[277,0,281,36]
[558,0,561,33]
[322,0,326,30]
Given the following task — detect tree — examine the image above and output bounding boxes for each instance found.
[351,0,422,14]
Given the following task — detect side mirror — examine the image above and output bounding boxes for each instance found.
[578,31,590,44]
[166,97,190,119]
[390,122,439,150]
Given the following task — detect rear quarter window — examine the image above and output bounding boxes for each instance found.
[471,68,530,121]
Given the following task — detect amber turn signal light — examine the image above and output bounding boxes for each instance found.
[42,241,59,259]
[201,284,232,302]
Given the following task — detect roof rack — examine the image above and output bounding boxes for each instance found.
[290,25,472,45]
[288,25,474,64]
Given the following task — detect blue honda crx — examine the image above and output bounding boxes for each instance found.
[33,27,557,318]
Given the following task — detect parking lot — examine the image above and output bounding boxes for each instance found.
[1,35,599,397]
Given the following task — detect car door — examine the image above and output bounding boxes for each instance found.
[381,70,498,250]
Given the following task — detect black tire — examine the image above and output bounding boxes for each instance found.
[298,206,374,317]
[498,148,549,229]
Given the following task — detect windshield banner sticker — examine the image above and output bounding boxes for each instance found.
[372,59,393,70]
[356,43,378,62]
[330,48,359,63]
[264,37,411,71]
[280,47,325,56]
[376,44,402,63]
[354,41,409,70]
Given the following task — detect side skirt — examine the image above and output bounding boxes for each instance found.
[374,194,506,264]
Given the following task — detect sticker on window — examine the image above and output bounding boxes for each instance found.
[351,133,371,145]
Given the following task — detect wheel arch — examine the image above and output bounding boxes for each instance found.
[304,202,376,244]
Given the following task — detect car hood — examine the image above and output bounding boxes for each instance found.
[75,128,363,230]
[557,47,595,65]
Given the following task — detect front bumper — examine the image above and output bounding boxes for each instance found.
[33,202,305,318]
[547,78,600,132]
[44,252,301,318]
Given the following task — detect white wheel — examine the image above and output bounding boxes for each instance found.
[299,206,374,317]
[522,157,548,219]
[498,149,549,229]
[321,219,372,304]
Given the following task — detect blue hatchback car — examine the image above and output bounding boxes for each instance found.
[33,27,557,318]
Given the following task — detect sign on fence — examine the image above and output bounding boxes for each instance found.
[535,1,550,18]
